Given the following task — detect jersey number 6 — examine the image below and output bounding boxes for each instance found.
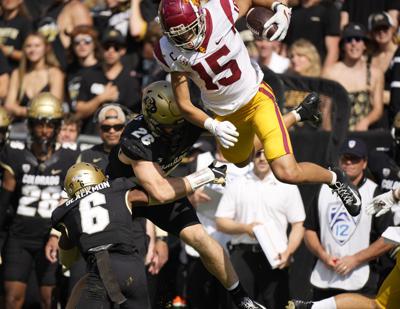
[79,192,110,234]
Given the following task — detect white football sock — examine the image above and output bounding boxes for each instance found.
[330,170,337,185]
[312,297,337,309]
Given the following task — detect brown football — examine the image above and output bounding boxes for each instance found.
[246,7,278,40]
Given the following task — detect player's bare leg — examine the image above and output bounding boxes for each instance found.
[39,286,54,309]
[335,293,378,309]
[4,281,26,309]
[179,224,238,288]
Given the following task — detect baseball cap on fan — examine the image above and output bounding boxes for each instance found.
[368,11,394,31]
[339,138,368,159]
[341,23,368,41]
[101,28,125,46]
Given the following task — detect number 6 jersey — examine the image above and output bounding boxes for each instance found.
[153,0,264,116]
[0,141,79,244]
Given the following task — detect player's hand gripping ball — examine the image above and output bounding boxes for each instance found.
[246,7,278,40]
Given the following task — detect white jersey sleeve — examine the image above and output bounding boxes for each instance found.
[154,0,264,116]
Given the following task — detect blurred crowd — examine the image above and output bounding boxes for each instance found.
[0,0,399,308]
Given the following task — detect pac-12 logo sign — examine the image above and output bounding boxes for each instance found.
[328,201,360,245]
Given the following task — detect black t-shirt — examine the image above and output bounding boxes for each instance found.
[66,62,102,110]
[77,66,141,135]
[52,178,145,256]
[78,143,110,171]
[285,1,340,62]
[0,15,32,69]
[341,0,400,28]
[0,50,10,75]
[0,141,79,245]
[106,114,203,180]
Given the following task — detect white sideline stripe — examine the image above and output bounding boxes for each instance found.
[391,81,400,88]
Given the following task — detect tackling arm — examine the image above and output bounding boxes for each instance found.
[119,151,226,205]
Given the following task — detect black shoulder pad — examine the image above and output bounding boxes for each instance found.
[120,135,153,162]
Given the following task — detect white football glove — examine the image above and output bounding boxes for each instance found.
[366,190,398,217]
[264,2,292,41]
[204,118,239,149]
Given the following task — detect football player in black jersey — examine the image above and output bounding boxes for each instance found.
[52,162,152,308]
[106,80,321,309]
[0,107,10,248]
[0,93,79,309]
[52,157,226,308]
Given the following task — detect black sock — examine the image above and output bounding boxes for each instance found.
[228,282,249,306]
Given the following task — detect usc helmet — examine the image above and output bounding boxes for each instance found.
[142,81,184,137]
[27,92,63,147]
[159,0,206,50]
[64,162,107,198]
[0,107,10,148]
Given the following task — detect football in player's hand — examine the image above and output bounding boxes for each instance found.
[246,7,278,40]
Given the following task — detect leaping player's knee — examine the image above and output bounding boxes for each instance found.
[270,155,301,184]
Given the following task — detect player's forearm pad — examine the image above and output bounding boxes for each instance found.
[185,167,216,191]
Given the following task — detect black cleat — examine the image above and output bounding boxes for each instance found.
[237,297,267,309]
[286,299,314,309]
[329,167,362,216]
[295,92,321,126]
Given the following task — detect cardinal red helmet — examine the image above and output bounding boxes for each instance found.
[159,0,206,50]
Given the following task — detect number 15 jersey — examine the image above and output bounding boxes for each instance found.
[154,0,264,116]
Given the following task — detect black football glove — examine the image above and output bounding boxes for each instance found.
[208,161,227,186]
[295,92,321,127]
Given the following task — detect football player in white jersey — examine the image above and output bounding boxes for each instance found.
[154,0,362,218]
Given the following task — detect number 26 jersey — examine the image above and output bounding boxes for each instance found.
[154,0,264,116]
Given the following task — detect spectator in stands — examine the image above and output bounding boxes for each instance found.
[284,0,341,73]
[137,21,166,88]
[66,25,102,111]
[369,11,398,129]
[323,23,384,131]
[4,33,64,128]
[0,49,10,102]
[77,104,126,170]
[0,0,32,69]
[340,0,400,30]
[57,113,82,145]
[255,37,290,74]
[284,39,333,130]
[216,149,305,309]
[287,39,321,77]
[93,0,141,70]
[75,28,141,135]
[303,138,393,301]
[38,0,93,70]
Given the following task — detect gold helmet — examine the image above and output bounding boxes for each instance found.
[141,81,184,136]
[28,92,63,120]
[27,92,63,148]
[64,162,107,198]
